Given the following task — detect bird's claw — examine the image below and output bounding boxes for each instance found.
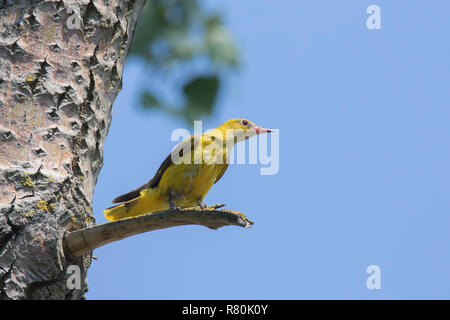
[169,202,182,211]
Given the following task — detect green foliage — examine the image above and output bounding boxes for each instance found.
[182,76,219,122]
[130,0,239,123]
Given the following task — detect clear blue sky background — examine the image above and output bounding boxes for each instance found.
[87,0,450,299]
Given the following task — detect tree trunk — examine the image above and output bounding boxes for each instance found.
[0,0,145,299]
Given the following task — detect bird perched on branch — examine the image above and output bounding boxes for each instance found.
[104,118,272,221]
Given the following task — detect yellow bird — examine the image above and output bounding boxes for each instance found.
[104,118,272,221]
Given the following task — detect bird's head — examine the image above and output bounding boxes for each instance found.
[216,118,273,143]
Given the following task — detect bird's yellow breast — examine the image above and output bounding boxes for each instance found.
[156,162,223,207]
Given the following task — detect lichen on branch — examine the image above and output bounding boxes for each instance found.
[63,205,254,259]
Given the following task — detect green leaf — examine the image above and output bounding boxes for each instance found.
[140,92,160,109]
[183,76,219,116]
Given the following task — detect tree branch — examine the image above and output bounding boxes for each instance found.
[63,205,254,259]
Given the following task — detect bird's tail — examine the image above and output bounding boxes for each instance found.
[104,201,134,221]
[104,188,169,221]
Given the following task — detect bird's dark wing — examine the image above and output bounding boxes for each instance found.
[111,182,149,203]
[111,136,199,203]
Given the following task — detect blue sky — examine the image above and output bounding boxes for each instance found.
[87,1,450,299]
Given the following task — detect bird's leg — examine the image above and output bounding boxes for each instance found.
[169,201,182,211]
[197,202,207,210]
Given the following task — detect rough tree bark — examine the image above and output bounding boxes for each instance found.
[0,0,146,299]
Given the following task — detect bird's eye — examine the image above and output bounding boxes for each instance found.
[242,120,248,126]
